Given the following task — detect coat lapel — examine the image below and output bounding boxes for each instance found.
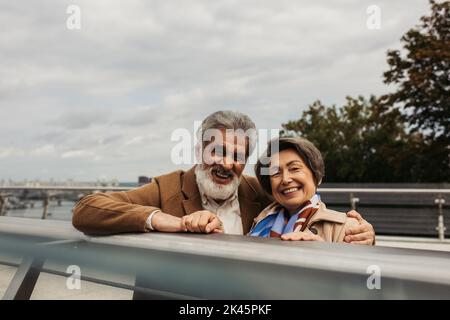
[181,167,204,215]
[238,176,262,234]
[306,202,347,227]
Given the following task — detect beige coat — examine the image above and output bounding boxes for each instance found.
[250,202,359,242]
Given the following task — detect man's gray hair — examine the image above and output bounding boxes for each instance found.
[197,110,257,156]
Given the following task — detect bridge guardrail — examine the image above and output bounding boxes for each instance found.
[1,216,450,299]
[1,187,449,239]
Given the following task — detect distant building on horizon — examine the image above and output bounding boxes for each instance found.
[138,176,152,186]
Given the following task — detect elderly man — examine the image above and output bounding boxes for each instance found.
[72,110,375,244]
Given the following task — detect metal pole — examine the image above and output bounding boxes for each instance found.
[0,194,5,216]
[2,256,44,300]
[41,193,49,220]
[435,193,446,241]
[350,192,359,211]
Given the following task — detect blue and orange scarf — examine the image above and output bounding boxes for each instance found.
[249,194,321,238]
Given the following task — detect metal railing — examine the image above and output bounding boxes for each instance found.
[320,188,449,240]
[1,216,450,299]
[1,186,449,238]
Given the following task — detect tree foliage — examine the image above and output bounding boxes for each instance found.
[382,0,449,141]
[282,96,450,182]
[282,1,450,183]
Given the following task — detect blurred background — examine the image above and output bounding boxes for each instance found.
[0,0,448,237]
[0,0,449,300]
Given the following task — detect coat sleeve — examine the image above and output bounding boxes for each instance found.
[72,180,162,235]
[334,217,360,243]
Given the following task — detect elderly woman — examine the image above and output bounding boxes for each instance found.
[249,137,358,242]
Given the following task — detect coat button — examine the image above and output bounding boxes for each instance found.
[310,228,318,235]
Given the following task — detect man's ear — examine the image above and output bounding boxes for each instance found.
[195,143,202,164]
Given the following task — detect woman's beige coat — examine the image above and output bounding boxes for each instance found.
[250,201,359,242]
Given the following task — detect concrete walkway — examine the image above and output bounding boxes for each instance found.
[0,266,133,300]
[30,272,133,300]
[0,264,16,299]
[376,235,450,252]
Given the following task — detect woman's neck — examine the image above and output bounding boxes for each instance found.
[287,201,309,216]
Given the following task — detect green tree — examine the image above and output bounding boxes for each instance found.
[282,0,450,183]
[282,96,422,182]
[382,0,450,142]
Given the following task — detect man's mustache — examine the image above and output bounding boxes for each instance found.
[209,165,236,179]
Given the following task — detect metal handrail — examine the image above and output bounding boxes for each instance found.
[1,216,450,299]
[0,186,448,239]
[1,186,449,193]
[319,188,450,194]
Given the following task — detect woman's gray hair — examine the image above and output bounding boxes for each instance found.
[255,136,325,196]
[197,110,257,157]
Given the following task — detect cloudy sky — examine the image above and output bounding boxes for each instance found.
[0,0,430,182]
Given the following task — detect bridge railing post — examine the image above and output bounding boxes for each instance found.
[435,193,446,241]
[41,193,49,220]
[2,256,45,300]
[0,194,5,216]
[350,192,360,211]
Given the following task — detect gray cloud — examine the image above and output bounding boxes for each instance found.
[48,110,111,130]
[0,0,430,181]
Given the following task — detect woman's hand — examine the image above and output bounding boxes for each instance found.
[180,210,224,233]
[281,231,324,241]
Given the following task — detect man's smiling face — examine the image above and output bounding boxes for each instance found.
[195,127,248,200]
[203,128,247,183]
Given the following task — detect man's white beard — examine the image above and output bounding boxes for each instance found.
[195,164,241,200]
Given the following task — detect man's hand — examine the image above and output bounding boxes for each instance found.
[181,210,224,234]
[151,211,184,232]
[281,231,324,241]
[344,210,375,245]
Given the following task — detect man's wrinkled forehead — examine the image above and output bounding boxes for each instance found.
[202,127,248,151]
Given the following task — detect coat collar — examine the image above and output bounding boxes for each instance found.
[181,165,261,233]
[253,201,346,228]
[306,202,346,226]
[237,174,261,234]
[181,166,201,199]
[181,166,204,214]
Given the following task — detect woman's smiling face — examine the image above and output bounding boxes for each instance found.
[269,149,317,215]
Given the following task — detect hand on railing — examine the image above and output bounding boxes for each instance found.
[180,211,224,234]
[150,210,224,234]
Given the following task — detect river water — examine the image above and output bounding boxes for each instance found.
[4,200,76,221]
